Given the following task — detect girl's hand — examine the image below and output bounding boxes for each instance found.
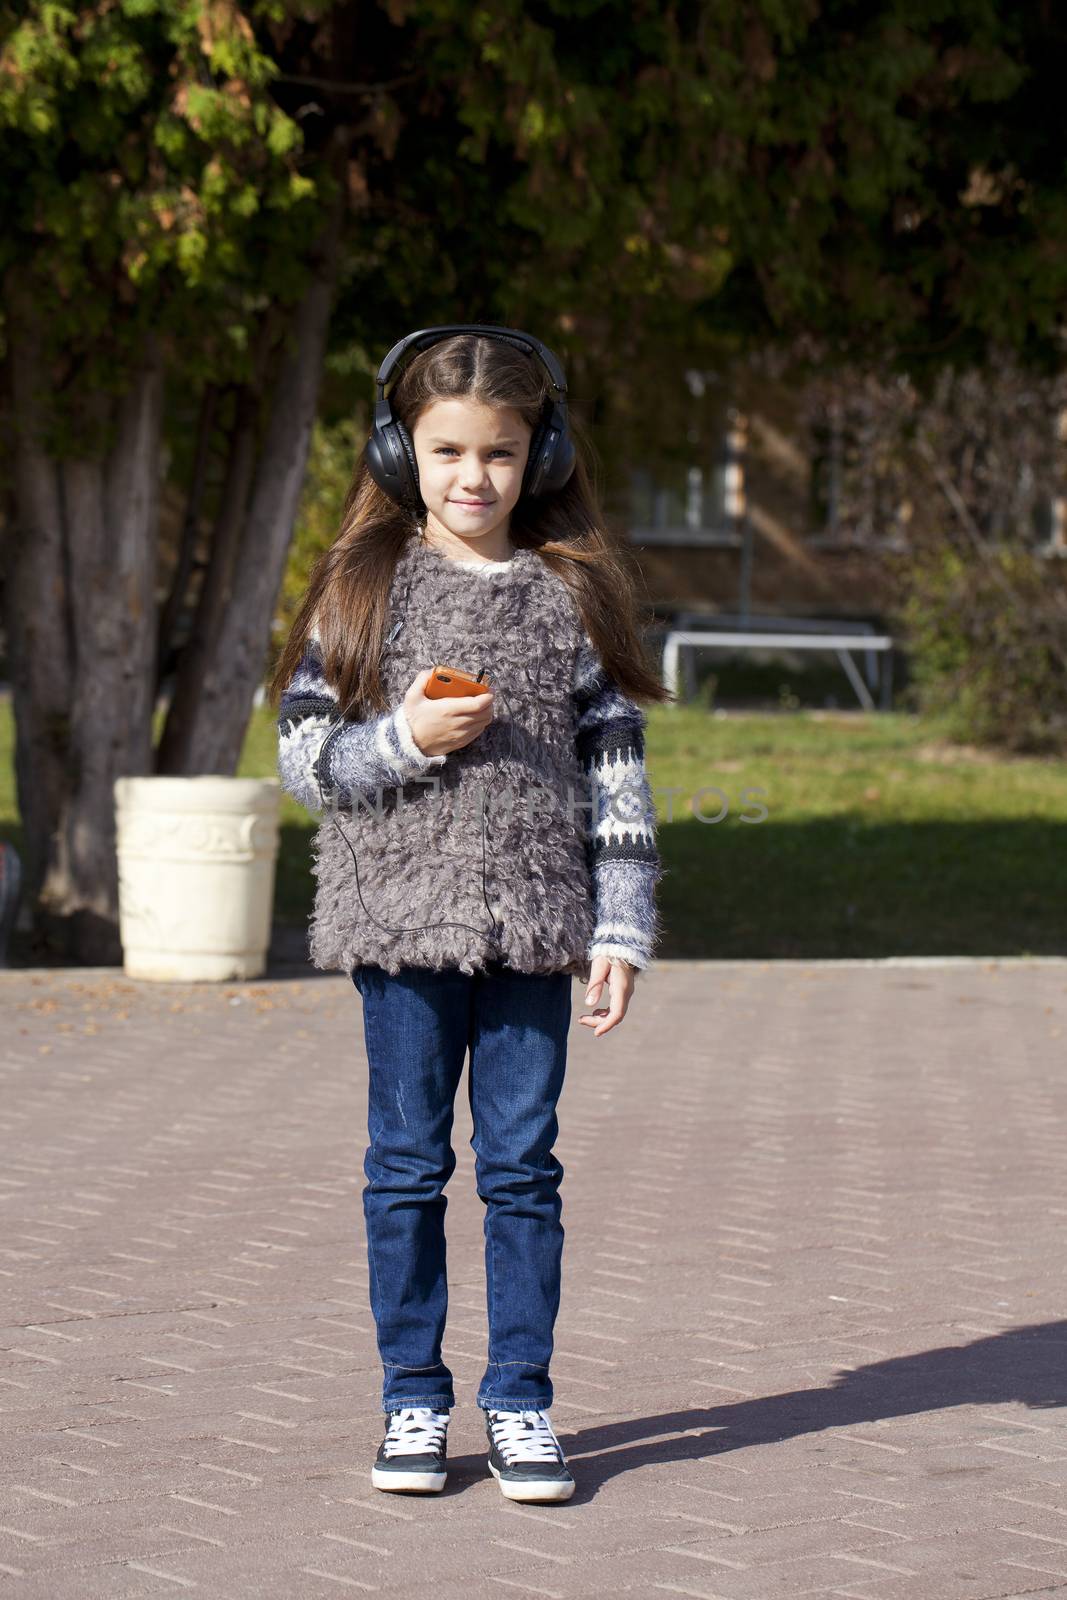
[403,668,495,757]
[580,956,636,1037]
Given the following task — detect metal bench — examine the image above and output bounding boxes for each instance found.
[657,614,895,710]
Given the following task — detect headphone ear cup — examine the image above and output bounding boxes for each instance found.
[365,418,423,510]
[541,426,576,495]
[522,417,550,499]
[394,421,421,505]
[522,403,576,499]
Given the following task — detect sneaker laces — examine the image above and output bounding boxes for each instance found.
[383,1407,449,1457]
[488,1408,563,1464]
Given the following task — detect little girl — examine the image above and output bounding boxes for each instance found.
[270,324,669,1503]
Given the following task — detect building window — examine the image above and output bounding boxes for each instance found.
[628,376,747,546]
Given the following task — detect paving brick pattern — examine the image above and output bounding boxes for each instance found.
[2,957,1066,1599]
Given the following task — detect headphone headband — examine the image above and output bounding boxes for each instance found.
[375,323,568,401]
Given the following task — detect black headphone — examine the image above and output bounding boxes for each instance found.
[364,323,577,511]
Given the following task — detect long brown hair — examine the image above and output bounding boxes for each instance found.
[268,332,673,717]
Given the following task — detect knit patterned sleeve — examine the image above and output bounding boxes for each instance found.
[277,641,445,816]
[573,636,664,971]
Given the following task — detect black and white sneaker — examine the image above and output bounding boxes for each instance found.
[371,1407,450,1493]
[484,1408,575,1502]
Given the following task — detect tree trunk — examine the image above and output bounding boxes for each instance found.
[4,289,76,950]
[5,282,163,963]
[158,199,343,776]
[156,382,218,691]
[155,323,276,775]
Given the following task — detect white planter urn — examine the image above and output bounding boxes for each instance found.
[114,776,281,982]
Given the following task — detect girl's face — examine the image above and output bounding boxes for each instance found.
[410,398,532,551]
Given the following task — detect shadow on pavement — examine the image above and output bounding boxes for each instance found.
[526,1321,1067,1502]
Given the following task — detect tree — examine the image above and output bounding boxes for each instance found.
[4,1,1066,962]
[1,0,349,960]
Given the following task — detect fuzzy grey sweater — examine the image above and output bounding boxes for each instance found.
[277,535,663,980]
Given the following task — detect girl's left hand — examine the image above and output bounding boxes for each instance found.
[580,956,636,1037]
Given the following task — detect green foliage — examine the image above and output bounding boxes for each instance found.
[0,0,332,415]
[789,351,1067,758]
[892,544,1067,755]
[7,0,1066,460]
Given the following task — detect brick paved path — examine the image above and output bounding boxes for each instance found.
[2,958,1067,1599]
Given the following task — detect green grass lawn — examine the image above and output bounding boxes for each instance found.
[3,699,1064,959]
[643,706,1065,958]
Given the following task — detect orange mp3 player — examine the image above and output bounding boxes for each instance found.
[424,666,491,700]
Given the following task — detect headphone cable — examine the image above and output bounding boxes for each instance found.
[315,564,517,948]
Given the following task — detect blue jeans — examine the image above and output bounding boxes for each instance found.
[351,959,573,1415]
